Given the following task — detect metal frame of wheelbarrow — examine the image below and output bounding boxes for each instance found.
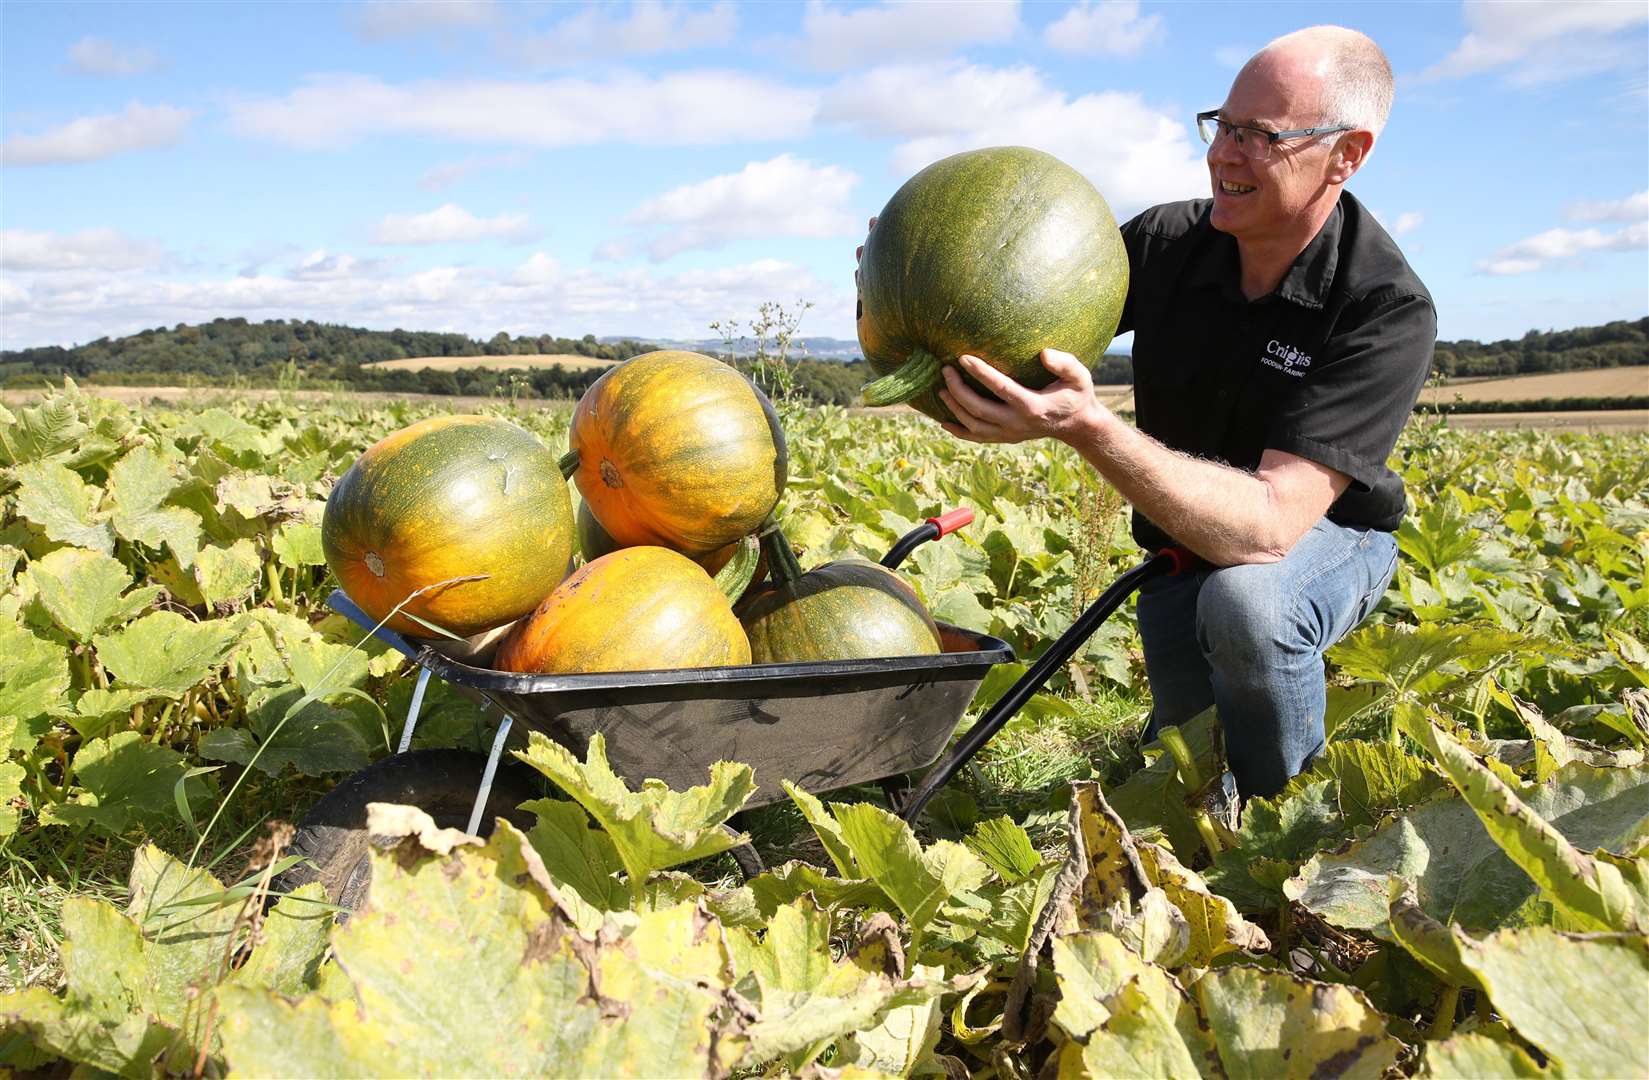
[326,511,1193,873]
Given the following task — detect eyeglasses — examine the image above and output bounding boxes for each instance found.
[1196,110,1352,162]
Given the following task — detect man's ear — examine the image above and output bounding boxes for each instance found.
[1326,130,1374,185]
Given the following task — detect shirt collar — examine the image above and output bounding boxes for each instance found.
[1274,199,1342,309]
[1187,197,1344,309]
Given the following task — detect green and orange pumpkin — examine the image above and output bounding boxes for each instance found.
[738,526,941,664]
[564,350,787,557]
[494,540,758,674]
[856,145,1129,422]
[577,499,768,603]
[322,415,576,638]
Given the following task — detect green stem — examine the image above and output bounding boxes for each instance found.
[757,521,805,587]
[557,448,580,480]
[1158,725,1204,792]
[1429,983,1462,1040]
[712,536,760,600]
[861,348,941,407]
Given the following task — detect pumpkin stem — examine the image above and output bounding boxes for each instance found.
[860,348,942,407]
[757,523,805,587]
[557,449,580,480]
[713,535,761,600]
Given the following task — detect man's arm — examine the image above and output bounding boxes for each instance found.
[938,350,1350,566]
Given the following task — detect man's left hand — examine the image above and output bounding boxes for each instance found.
[938,349,1111,445]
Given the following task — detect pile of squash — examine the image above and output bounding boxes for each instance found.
[321,349,943,676]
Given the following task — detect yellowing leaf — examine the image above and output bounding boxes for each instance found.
[1193,966,1401,1080]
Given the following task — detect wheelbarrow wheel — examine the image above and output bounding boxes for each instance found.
[272,748,545,914]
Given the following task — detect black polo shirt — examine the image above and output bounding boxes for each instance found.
[1116,191,1436,553]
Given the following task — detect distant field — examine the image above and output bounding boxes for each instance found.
[365,353,618,372]
[1422,365,1647,402]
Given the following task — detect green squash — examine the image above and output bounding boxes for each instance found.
[857,145,1128,422]
[322,415,574,638]
[739,526,941,664]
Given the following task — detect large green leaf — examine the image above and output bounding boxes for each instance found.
[1192,966,1401,1080]
[1403,712,1649,932]
[520,797,628,913]
[22,546,161,641]
[0,620,70,746]
[198,688,371,778]
[107,445,202,567]
[218,822,739,1078]
[0,717,23,837]
[1420,1033,1545,1079]
[1454,928,1649,1079]
[0,392,89,466]
[1286,760,1649,935]
[832,802,992,937]
[39,733,212,836]
[513,730,754,892]
[11,460,113,553]
[93,610,241,698]
[193,539,261,608]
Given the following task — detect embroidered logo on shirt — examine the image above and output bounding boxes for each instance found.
[1260,339,1312,377]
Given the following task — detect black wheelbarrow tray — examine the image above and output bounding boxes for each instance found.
[281,511,1189,904]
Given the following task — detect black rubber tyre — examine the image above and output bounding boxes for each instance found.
[273,749,546,913]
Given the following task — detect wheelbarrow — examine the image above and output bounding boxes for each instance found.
[278,509,1192,907]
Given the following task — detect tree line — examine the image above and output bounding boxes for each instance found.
[3,314,1644,405]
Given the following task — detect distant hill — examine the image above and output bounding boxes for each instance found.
[601,334,865,360]
[3,314,1643,408]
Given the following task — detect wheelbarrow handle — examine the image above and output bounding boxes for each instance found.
[325,589,422,659]
[880,507,975,569]
[898,546,1199,825]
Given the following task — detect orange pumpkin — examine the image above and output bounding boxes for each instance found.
[566,350,787,557]
[494,545,753,674]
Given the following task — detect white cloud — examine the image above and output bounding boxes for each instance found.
[796,0,1021,72]
[1,102,194,166]
[1393,212,1424,237]
[1418,0,1649,85]
[516,1,736,62]
[820,61,1205,218]
[416,151,530,192]
[0,250,854,350]
[0,228,166,272]
[353,0,498,40]
[66,37,161,77]
[228,72,816,150]
[1043,1,1164,57]
[1477,221,1648,275]
[1564,190,1649,223]
[370,204,537,245]
[622,155,860,260]
[1213,44,1253,69]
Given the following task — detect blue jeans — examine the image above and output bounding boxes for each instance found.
[1137,519,1398,799]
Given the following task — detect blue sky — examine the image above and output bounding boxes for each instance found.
[2,0,1645,352]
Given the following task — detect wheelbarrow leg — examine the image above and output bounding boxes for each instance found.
[398,666,432,754]
[726,810,767,881]
[467,712,515,836]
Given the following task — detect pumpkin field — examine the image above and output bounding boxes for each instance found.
[1,376,1647,1077]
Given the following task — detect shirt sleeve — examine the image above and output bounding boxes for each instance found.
[1115,211,1150,336]
[1264,291,1437,492]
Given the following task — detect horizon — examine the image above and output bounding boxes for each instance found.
[2,1,1647,352]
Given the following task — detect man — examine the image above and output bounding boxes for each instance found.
[897,26,1435,799]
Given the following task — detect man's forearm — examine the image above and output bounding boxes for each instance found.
[1065,410,1297,566]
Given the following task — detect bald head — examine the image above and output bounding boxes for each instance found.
[1251,25,1393,136]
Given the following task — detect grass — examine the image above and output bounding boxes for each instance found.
[0,766,335,994]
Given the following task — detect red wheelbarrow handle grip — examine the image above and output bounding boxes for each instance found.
[928,507,974,536]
